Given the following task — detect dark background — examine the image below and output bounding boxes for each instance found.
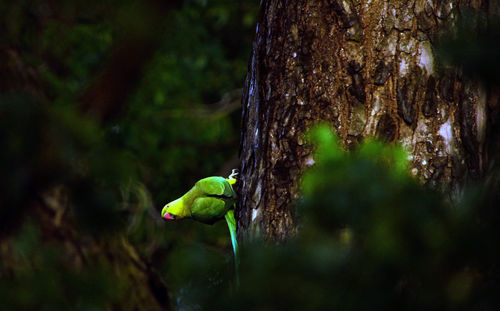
[1,1,500,310]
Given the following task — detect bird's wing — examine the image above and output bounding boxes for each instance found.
[191,197,227,224]
[196,177,226,196]
[196,176,236,199]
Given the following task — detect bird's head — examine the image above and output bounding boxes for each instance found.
[161,198,185,221]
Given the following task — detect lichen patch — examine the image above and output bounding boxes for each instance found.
[417,41,434,75]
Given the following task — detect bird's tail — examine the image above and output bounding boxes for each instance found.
[225,209,239,287]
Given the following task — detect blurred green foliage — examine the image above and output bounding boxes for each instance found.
[0,0,257,309]
[2,1,500,310]
[437,8,500,86]
[198,125,500,311]
[0,222,124,311]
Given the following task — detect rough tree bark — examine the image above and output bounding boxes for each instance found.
[238,0,498,242]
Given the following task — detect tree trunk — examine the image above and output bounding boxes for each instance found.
[238,0,497,242]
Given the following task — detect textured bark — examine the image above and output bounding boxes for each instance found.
[238,0,498,241]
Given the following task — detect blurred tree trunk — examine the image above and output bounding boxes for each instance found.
[0,1,177,308]
[0,56,173,311]
[238,0,499,242]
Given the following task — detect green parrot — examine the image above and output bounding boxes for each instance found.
[161,169,239,286]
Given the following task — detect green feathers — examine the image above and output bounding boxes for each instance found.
[224,209,239,286]
[161,170,240,286]
[161,176,236,224]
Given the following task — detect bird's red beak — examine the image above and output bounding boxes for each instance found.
[163,213,176,220]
